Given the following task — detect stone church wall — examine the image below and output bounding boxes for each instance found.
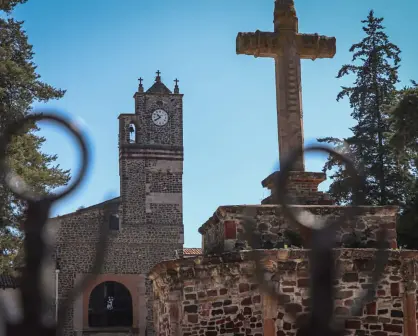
[53,206,108,335]
[150,249,418,336]
[53,197,183,336]
[199,205,398,254]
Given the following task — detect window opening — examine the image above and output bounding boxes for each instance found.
[128,123,136,143]
[109,214,119,231]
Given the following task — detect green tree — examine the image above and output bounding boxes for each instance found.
[318,10,410,207]
[0,0,27,14]
[0,0,70,273]
[388,83,418,248]
[389,82,418,166]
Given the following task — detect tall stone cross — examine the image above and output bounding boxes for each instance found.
[236,0,336,171]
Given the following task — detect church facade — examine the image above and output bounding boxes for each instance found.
[51,72,197,336]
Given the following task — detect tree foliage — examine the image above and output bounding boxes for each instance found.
[318,10,418,248]
[0,1,70,273]
[389,82,418,166]
[0,0,27,13]
[318,10,402,205]
[388,83,418,248]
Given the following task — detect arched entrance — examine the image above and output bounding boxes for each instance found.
[88,281,133,328]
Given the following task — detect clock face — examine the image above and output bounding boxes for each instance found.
[152,109,168,126]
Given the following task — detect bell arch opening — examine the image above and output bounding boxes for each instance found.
[88,281,133,328]
[128,122,136,143]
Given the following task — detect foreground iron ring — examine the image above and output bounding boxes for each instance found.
[0,111,106,336]
[276,144,366,231]
[0,112,89,202]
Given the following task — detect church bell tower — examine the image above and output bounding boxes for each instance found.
[118,70,184,240]
[117,71,184,333]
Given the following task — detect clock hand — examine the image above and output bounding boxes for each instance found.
[154,115,161,121]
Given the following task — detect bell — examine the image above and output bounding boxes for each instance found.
[129,125,135,133]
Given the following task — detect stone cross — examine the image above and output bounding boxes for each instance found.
[236,0,336,171]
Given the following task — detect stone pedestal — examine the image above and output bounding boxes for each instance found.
[261,171,333,205]
[199,205,398,254]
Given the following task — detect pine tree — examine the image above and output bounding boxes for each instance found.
[388,82,418,248]
[0,0,27,14]
[389,82,418,165]
[0,0,70,273]
[318,10,409,207]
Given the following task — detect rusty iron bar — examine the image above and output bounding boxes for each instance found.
[0,112,109,336]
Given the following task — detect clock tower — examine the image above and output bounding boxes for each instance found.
[118,71,184,333]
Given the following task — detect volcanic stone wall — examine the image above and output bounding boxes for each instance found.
[53,195,182,336]
[150,249,418,336]
[199,205,398,254]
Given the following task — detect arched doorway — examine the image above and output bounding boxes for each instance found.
[88,281,133,328]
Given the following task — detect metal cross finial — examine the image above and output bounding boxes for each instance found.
[138,77,143,85]
[174,78,180,94]
[156,70,161,77]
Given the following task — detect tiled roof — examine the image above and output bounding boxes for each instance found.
[183,248,202,255]
[0,275,19,289]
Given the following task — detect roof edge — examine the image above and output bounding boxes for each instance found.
[51,196,121,220]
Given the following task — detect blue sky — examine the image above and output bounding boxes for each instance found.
[11,0,418,247]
